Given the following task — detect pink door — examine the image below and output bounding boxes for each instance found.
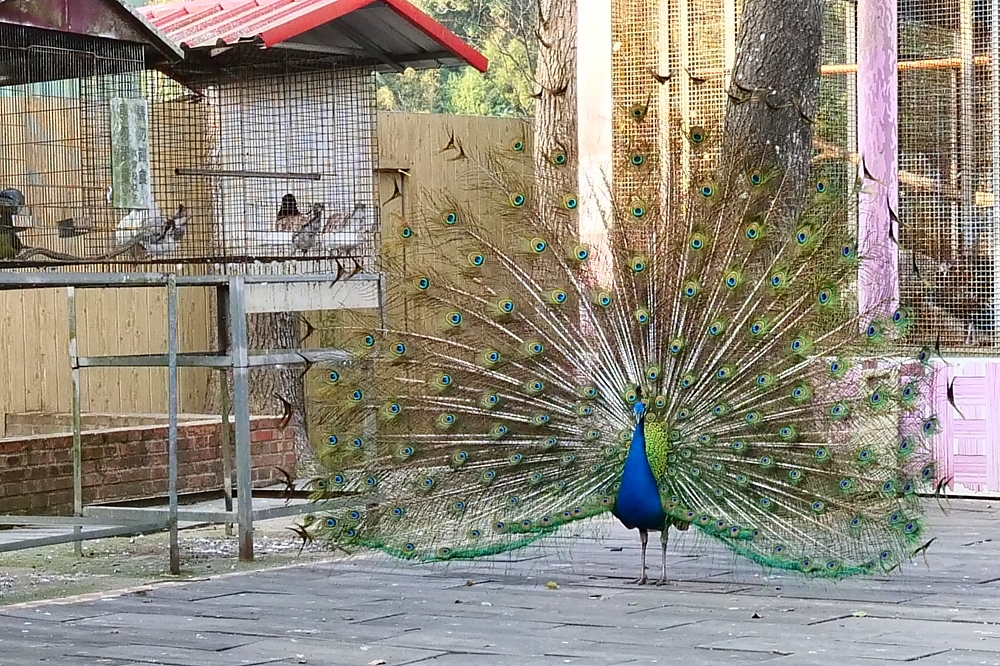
[932,360,1000,495]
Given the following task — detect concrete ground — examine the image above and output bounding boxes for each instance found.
[1,499,1000,665]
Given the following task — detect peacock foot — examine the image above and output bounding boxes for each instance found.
[629,575,648,585]
[653,577,668,587]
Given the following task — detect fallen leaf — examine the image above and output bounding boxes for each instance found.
[368,660,387,665]
[546,581,559,590]
[851,610,868,617]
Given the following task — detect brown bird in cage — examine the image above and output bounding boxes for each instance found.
[276,193,308,232]
[0,188,25,260]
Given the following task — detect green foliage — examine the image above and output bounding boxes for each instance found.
[376,0,537,116]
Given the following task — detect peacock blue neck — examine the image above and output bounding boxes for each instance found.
[611,407,667,531]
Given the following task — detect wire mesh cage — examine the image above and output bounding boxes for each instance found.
[897,0,997,353]
[0,35,380,275]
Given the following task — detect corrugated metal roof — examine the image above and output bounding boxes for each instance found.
[140,0,488,72]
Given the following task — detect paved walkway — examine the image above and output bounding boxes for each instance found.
[2,499,999,666]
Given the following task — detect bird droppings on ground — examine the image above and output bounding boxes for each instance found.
[0,516,335,606]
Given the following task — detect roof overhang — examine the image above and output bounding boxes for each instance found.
[0,0,184,63]
[141,0,488,74]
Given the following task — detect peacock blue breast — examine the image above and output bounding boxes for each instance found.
[612,411,667,531]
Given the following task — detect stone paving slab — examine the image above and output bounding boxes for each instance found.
[4,501,1000,665]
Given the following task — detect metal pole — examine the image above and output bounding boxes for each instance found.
[68,287,83,556]
[993,0,1000,341]
[229,276,254,561]
[217,285,234,537]
[167,275,180,575]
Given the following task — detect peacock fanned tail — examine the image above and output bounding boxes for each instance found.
[305,112,938,578]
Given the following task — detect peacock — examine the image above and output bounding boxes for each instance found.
[302,85,940,584]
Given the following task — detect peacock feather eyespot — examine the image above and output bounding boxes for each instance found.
[415,276,430,291]
[708,319,725,336]
[481,469,496,483]
[360,334,376,348]
[904,521,919,535]
[326,517,337,527]
[510,138,525,152]
[444,212,458,225]
[748,318,768,338]
[791,384,812,402]
[682,279,701,299]
[756,372,773,387]
[922,417,939,436]
[562,194,579,210]
[482,349,501,366]
[497,298,516,315]
[525,379,545,395]
[630,102,648,120]
[630,255,648,273]
[759,455,773,468]
[795,226,812,246]
[595,292,613,307]
[654,395,668,409]
[841,241,858,261]
[422,477,436,489]
[490,424,509,439]
[399,225,413,239]
[748,170,764,186]
[760,497,773,509]
[571,244,590,262]
[699,183,715,198]
[530,472,544,485]
[669,337,685,354]
[550,150,568,165]
[391,341,407,357]
[445,311,463,327]
[531,237,548,253]
[788,469,803,481]
[585,430,601,441]
[470,528,482,539]
[745,222,762,241]
[815,179,828,193]
[897,437,913,456]
[349,389,364,402]
[778,425,797,441]
[548,288,569,305]
[509,192,527,207]
[849,516,863,529]
[452,450,469,465]
[630,152,645,167]
[468,252,486,268]
[744,411,761,424]
[576,404,594,417]
[630,199,647,218]
[716,364,734,380]
[688,232,706,250]
[881,480,896,496]
[382,402,402,418]
[365,476,377,487]
[723,270,741,289]
[327,434,338,446]
[635,307,651,325]
[811,501,825,513]
[579,385,598,399]
[481,392,500,409]
[524,340,544,356]
[680,372,697,389]
[646,363,662,381]
[839,478,853,491]
[815,447,829,461]
[392,506,405,518]
[331,474,346,486]
[830,402,849,420]
[327,370,340,384]
[433,373,454,389]
[348,510,361,521]
[398,445,415,458]
[532,413,551,426]
[857,448,872,463]
[677,407,691,420]
[889,511,903,525]
[712,403,730,416]
[732,440,746,452]
[437,413,456,428]
[689,126,706,143]
[351,437,363,449]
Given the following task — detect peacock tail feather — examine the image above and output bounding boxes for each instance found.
[304,100,938,577]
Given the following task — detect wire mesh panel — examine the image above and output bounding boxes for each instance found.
[0,38,380,275]
[658,0,858,183]
[0,25,147,266]
[898,0,997,353]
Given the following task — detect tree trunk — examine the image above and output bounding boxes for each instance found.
[533,0,578,225]
[205,306,316,478]
[722,0,825,215]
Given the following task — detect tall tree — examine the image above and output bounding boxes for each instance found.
[722,0,825,216]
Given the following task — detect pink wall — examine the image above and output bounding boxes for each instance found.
[932,360,1000,495]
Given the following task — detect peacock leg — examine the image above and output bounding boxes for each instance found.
[654,528,669,586]
[630,529,649,585]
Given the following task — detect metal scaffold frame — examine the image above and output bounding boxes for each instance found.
[0,270,379,574]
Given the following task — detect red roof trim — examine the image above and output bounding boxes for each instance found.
[382,0,488,73]
[141,0,488,73]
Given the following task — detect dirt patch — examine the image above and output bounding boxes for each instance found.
[0,516,336,606]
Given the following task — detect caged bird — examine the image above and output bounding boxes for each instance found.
[303,115,940,582]
[276,193,307,232]
[291,202,325,254]
[114,204,188,258]
[0,188,26,260]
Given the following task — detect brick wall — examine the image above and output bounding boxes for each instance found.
[0,417,296,515]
